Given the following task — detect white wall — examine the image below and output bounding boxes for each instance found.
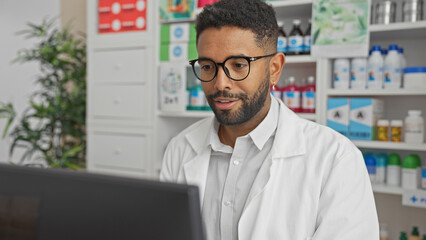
[0,0,60,163]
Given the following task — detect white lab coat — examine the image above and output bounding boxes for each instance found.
[160,98,379,240]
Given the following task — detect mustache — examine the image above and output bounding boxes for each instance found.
[207,91,248,100]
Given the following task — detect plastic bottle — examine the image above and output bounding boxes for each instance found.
[402,154,421,189]
[380,223,389,240]
[387,153,401,186]
[384,44,402,89]
[377,119,390,141]
[409,226,421,240]
[277,21,287,55]
[287,19,304,56]
[302,76,315,113]
[404,110,424,143]
[189,81,206,111]
[399,47,407,70]
[364,154,377,183]
[350,58,368,89]
[376,153,388,184]
[333,58,350,89]
[283,76,302,112]
[391,120,403,142]
[303,19,311,55]
[401,232,408,240]
[367,45,384,89]
[270,84,282,100]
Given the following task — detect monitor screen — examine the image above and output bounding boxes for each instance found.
[0,164,204,240]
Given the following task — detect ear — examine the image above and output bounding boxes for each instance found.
[269,52,285,86]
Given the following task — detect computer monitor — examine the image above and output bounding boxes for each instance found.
[0,163,204,240]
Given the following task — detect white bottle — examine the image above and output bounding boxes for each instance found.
[384,44,402,89]
[350,58,368,89]
[404,110,424,143]
[399,47,407,87]
[367,45,384,89]
[333,58,350,89]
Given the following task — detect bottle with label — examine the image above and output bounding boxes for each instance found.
[287,19,304,55]
[377,119,390,141]
[302,76,315,113]
[391,120,403,142]
[303,19,311,55]
[387,153,401,186]
[367,45,384,89]
[399,47,407,86]
[189,81,206,111]
[364,154,377,183]
[380,223,389,240]
[283,76,302,112]
[402,154,421,189]
[350,58,368,89]
[376,153,388,184]
[409,226,421,240]
[384,44,402,89]
[277,21,287,55]
[333,58,350,89]
[404,110,424,143]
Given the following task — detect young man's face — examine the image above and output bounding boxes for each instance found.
[196,26,273,126]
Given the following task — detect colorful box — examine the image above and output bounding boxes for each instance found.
[161,23,196,43]
[159,0,196,21]
[327,98,350,137]
[160,42,197,61]
[349,98,384,140]
[159,62,187,112]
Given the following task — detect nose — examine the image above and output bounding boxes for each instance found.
[214,65,233,91]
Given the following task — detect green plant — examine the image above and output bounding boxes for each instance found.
[0,18,86,169]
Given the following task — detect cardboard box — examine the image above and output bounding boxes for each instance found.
[349,98,384,140]
[327,98,350,137]
[158,62,187,112]
[160,23,196,43]
[160,42,197,61]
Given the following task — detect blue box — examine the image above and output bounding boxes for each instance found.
[327,98,350,137]
[349,98,384,140]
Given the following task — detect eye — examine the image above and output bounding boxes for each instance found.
[233,62,247,68]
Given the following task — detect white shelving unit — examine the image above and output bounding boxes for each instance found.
[370,21,426,39]
[353,141,426,151]
[326,89,426,96]
[372,184,404,195]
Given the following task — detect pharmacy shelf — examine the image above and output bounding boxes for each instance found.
[353,141,426,151]
[266,0,312,8]
[326,89,426,96]
[369,21,426,40]
[158,111,317,120]
[285,55,316,64]
[372,184,403,195]
[158,110,213,118]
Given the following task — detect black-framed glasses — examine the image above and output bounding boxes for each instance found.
[189,53,277,82]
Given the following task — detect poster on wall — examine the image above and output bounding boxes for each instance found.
[159,0,196,21]
[311,0,370,58]
[98,0,147,34]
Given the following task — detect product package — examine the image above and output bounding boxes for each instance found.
[349,98,384,140]
[158,62,187,112]
[327,98,350,137]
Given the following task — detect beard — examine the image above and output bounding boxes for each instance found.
[206,75,270,126]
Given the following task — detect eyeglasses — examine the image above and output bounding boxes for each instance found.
[189,53,277,82]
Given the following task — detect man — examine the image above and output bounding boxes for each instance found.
[160,0,379,239]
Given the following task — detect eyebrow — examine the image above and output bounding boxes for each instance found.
[197,54,249,60]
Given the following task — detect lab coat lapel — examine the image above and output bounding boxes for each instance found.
[183,148,211,209]
[183,117,214,209]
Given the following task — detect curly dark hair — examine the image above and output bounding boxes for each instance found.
[195,0,278,53]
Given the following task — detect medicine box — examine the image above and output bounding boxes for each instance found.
[349,98,384,140]
[160,23,196,43]
[327,98,350,137]
[160,42,197,61]
[158,62,187,112]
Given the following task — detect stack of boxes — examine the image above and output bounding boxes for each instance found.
[160,23,197,61]
[327,98,384,140]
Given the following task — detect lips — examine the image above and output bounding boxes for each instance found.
[214,98,239,110]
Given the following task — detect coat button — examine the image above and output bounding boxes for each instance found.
[224,201,231,206]
[233,160,240,166]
